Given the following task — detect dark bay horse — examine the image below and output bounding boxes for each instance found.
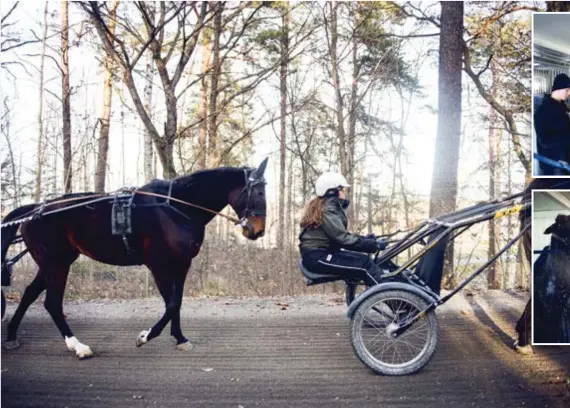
[515,178,570,351]
[1,160,267,358]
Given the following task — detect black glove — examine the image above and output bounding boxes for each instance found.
[358,238,380,253]
[376,238,388,250]
[365,233,377,240]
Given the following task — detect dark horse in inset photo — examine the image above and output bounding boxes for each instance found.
[1,160,267,358]
[530,214,570,343]
[515,178,570,351]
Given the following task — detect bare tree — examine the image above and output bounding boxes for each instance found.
[277,3,289,248]
[35,2,49,201]
[143,48,155,181]
[197,17,211,170]
[428,1,463,287]
[62,0,72,193]
[142,2,156,182]
[207,1,223,168]
[80,1,209,179]
[326,2,348,178]
[487,59,502,289]
[94,0,119,192]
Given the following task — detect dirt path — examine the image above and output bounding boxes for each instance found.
[1,291,569,407]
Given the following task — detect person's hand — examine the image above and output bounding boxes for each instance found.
[376,238,388,251]
[365,233,377,240]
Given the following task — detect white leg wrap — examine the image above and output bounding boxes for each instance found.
[65,336,94,359]
[136,328,152,347]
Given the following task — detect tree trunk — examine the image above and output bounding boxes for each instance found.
[428,1,463,287]
[329,2,347,176]
[1,104,19,208]
[547,2,570,11]
[94,0,119,192]
[198,23,211,170]
[61,0,72,194]
[52,130,58,196]
[278,4,289,248]
[143,51,155,181]
[35,2,49,202]
[142,2,156,182]
[487,76,500,289]
[347,26,359,225]
[286,153,294,248]
[208,2,223,168]
[367,177,372,234]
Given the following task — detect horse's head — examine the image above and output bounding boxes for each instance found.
[229,158,268,240]
[544,214,570,249]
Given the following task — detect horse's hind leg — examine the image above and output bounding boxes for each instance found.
[4,271,47,349]
[43,261,93,359]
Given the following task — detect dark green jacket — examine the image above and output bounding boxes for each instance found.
[299,196,378,253]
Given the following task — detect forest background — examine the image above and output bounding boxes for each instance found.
[2,1,562,299]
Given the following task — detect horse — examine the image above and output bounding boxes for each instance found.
[531,214,570,343]
[0,159,268,358]
[515,178,570,351]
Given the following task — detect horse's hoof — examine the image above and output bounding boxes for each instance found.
[136,329,151,347]
[76,344,94,359]
[176,341,193,351]
[4,339,20,350]
[515,344,533,355]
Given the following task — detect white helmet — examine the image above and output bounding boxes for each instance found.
[315,172,350,197]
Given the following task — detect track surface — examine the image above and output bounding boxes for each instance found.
[2,291,570,408]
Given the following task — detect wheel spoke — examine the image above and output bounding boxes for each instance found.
[359,294,432,367]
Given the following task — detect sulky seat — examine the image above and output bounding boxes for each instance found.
[299,260,345,285]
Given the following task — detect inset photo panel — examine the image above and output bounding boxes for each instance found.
[532,12,570,177]
[531,190,570,345]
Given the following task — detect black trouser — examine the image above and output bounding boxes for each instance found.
[301,248,384,286]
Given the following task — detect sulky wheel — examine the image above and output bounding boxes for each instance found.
[350,289,439,376]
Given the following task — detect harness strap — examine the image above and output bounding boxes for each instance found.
[125,189,241,223]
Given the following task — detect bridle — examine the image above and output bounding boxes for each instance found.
[235,169,266,230]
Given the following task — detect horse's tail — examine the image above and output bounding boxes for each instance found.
[1,204,38,286]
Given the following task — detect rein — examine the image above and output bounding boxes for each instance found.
[123,189,240,224]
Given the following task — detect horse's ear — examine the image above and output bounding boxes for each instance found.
[253,157,268,179]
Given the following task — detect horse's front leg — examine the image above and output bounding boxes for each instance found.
[136,264,191,350]
[514,300,533,354]
[170,266,191,350]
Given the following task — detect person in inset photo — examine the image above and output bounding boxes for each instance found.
[534,73,570,175]
[532,191,570,344]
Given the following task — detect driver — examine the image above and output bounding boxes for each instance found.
[298,172,387,286]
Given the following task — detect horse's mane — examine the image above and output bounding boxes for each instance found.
[173,167,250,190]
[46,192,98,203]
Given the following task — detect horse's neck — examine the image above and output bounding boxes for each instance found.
[171,168,244,223]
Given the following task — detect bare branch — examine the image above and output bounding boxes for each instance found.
[1,1,19,25]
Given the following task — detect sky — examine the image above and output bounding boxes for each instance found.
[1,0,531,219]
